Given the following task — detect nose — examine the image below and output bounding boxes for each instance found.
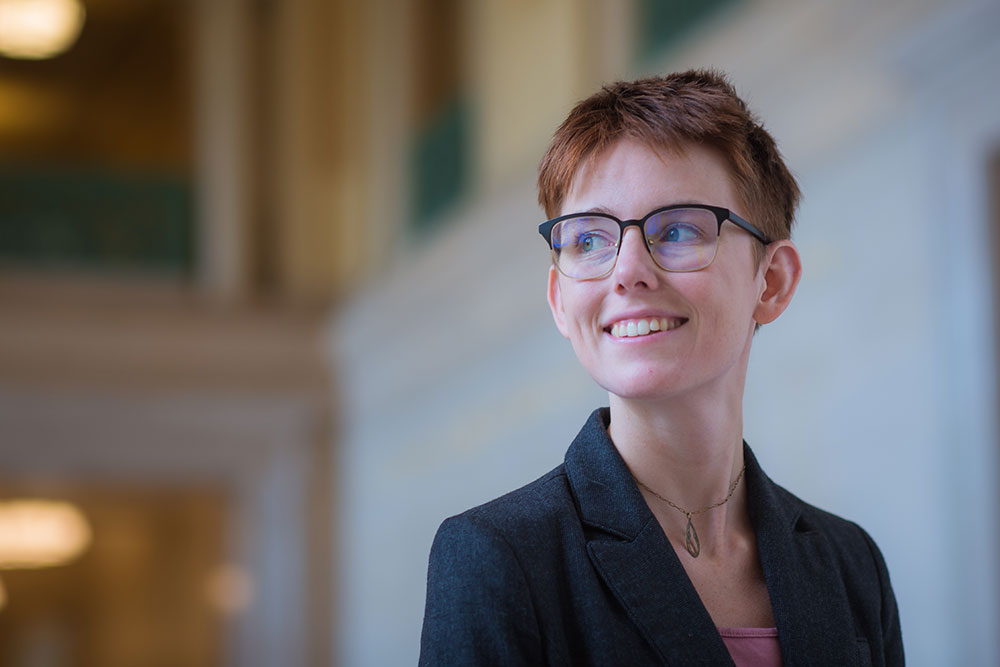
[612,226,661,291]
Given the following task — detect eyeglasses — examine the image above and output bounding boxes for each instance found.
[538,204,771,281]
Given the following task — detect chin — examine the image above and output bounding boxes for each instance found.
[592,370,690,403]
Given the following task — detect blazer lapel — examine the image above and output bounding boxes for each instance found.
[587,524,736,665]
[565,409,734,666]
[745,446,861,666]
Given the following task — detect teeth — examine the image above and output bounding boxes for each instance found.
[609,317,683,338]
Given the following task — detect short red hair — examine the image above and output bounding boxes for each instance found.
[537,70,800,245]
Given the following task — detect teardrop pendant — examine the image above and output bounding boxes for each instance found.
[684,514,700,558]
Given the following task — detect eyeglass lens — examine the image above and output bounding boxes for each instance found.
[551,207,720,279]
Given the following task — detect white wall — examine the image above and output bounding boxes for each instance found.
[334,1,1000,664]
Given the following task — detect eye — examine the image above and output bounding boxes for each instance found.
[650,222,703,245]
[552,217,620,264]
[577,230,615,253]
[645,208,718,248]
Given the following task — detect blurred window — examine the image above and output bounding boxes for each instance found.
[411,95,469,233]
[0,166,193,274]
[0,0,193,277]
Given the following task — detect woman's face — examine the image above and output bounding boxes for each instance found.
[546,139,768,403]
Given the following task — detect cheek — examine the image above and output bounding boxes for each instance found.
[718,287,761,339]
[561,286,600,330]
[689,279,758,339]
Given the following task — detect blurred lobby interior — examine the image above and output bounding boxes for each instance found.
[2,0,1000,666]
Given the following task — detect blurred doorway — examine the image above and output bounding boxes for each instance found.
[0,487,228,667]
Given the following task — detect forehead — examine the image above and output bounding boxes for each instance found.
[561,139,740,218]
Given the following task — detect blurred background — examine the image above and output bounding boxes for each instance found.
[0,0,998,665]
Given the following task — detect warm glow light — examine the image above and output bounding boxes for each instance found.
[204,564,254,614]
[0,0,85,60]
[0,499,92,568]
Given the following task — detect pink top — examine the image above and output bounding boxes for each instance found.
[717,627,782,667]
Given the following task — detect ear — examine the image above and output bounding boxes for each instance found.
[754,240,802,325]
[546,266,571,338]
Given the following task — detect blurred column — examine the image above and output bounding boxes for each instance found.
[193,0,253,298]
[361,0,414,278]
[467,0,633,194]
[266,0,371,302]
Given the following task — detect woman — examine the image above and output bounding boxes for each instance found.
[419,70,903,666]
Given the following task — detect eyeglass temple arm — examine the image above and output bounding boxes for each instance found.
[727,213,772,245]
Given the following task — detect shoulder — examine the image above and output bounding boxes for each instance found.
[431,464,575,561]
[748,447,890,577]
[420,466,575,665]
[769,482,904,664]
[773,482,888,571]
[424,463,584,621]
[769,480,899,621]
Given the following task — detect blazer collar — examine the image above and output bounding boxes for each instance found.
[564,408,860,666]
[745,443,860,666]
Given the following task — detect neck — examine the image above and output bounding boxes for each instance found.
[607,377,750,558]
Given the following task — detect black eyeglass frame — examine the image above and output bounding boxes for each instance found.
[537,203,772,279]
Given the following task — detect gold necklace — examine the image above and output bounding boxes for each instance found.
[634,464,746,558]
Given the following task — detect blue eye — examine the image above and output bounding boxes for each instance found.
[552,217,620,268]
[576,231,614,253]
[652,223,702,244]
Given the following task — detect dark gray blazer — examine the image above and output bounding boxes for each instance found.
[420,408,904,666]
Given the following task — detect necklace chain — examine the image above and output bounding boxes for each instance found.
[633,464,747,558]
[634,464,746,516]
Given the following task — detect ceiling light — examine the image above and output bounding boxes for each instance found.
[0,499,92,568]
[0,0,86,60]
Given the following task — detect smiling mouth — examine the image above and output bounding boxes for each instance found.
[607,317,686,338]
